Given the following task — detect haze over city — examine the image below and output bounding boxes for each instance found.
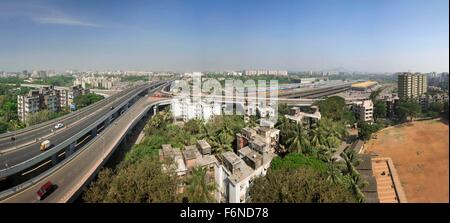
[0,0,448,73]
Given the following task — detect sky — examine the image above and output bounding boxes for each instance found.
[0,0,448,73]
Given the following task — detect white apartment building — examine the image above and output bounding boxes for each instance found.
[171,99,222,122]
[352,100,374,123]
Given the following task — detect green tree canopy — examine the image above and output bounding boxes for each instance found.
[83,156,179,203]
[315,96,355,124]
[249,167,357,203]
[73,93,104,109]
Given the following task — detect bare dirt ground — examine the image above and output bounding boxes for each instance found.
[365,119,449,203]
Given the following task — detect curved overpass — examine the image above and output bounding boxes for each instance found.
[0,97,171,203]
[0,81,169,190]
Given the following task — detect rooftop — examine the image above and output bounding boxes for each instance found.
[183,145,201,160]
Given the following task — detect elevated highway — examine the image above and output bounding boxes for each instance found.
[0,81,169,191]
[1,97,171,203]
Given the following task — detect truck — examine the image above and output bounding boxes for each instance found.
[40,140,51,151]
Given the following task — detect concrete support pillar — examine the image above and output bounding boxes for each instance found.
[105,116,111,126]
[51,154,58,166]
[65,141,76,159]
[91,128,97,137]
[153,105,158,115]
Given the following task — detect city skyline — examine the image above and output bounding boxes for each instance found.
[0,0,448,73]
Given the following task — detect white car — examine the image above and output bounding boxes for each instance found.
[54,123,64,129]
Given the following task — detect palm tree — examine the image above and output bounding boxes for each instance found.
[310,125,327,148]
[285,123,310,154]
[326,165,343,184]
[184,166,216,203]
[341,149,362,175]
[202,124,231,154]
[349,172,368,203]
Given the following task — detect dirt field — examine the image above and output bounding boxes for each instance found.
[365,119,449,203]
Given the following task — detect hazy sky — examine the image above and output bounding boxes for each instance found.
[0,0,448,73]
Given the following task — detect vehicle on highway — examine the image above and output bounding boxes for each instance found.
[36,181,56,200]
[54,123,64,129]
[40,140,51,151]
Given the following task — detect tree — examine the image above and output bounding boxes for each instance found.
[373,100,387,120]
[144,110,171,136]
[73,93,104,109]
[349,172,368,203]
[0,120,8,134]
[270,152,328,172]
[357,121,382,141]
[285,123,310,154]
[369,88,383,102]
[248,167,357,203]
[278,103,290,115]
[84,156,180,203]
[183,166,215,203]
[396,99,421,122]
[26,110,51,126]
[340,149,361,175]
[315,96,355,124]
[326,165,343,184]
[183,118,203,135]
[82,168,113,202]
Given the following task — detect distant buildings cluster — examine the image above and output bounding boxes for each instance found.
[243,70,288,76]
[17,85,89,122]
[73,75,120,90]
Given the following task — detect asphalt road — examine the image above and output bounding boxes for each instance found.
[0,83,154,169]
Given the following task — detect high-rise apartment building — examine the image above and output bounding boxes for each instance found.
[397,72,427,99]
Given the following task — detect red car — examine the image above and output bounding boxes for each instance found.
[36,181,56,200]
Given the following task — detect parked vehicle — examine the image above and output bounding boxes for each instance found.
[54,123,64,129]
[36,181,56,200]
[40,140,51,151]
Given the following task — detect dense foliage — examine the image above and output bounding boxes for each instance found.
[314,96,355,124]
[25,109,69,126]
[357,121,384,141]
[121,76,149,82]
[73,93,104,109]
[83,156,179,203]
[0,84,31,133]
[270,152,327,172]
[31,76,75,87]
[249,166,357,203]
[395,99,422,122]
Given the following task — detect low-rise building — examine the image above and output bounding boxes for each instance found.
[285,106,321,127]
[159,141,218,194]
[352,100,374,123]
[215,122,279,203]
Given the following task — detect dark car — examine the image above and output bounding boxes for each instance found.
[36,181,56,200]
